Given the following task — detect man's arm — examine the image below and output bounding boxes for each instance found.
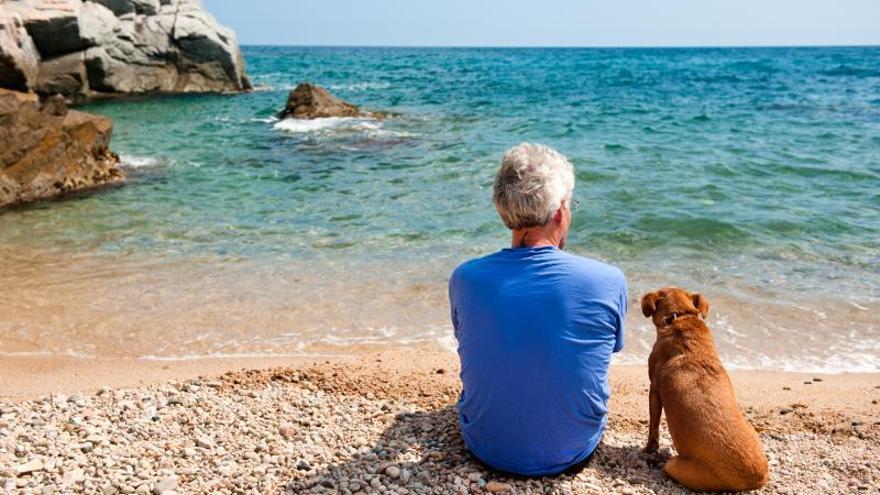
[613,272,628,353]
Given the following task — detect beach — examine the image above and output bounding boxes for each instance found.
[2,44,879,494]
[2,350,879,494]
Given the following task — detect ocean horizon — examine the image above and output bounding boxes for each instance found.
[1,45,878,372]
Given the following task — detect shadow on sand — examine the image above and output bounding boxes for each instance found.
[286,404,683,494]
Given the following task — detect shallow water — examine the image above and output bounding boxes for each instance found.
[1,46,878,371]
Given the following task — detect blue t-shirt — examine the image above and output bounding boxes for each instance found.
[449,245,627,476]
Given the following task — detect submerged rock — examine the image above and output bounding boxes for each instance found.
[0,0,251,101]
[0,88,123,207]
[279,83,383,120]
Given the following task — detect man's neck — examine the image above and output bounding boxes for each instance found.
[511,228,559,249]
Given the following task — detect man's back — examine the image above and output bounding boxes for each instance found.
[449,245,627,476]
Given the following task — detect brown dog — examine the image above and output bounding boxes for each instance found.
[641,287,769,492]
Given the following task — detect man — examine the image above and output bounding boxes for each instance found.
[449,143,628,476]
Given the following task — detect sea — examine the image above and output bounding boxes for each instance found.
[1,46,878,372]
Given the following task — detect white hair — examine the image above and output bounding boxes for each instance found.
[493,143,575,230]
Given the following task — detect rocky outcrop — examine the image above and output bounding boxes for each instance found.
[0,88,123,207]
[0,0,250,101]
[279,83,383,120]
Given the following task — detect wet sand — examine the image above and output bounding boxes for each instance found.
[2,350,879,493]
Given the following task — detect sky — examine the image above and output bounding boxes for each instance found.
[204,0,880,47]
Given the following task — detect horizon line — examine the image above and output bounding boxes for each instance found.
[239,42,880,50]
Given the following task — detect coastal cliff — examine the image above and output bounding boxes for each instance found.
[0,0,250,101]
[0,88,122,207]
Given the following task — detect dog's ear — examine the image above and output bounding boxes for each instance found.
[692,293,709,318]
[641,292,660,317]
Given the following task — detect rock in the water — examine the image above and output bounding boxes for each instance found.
[0,88,123,207]
[0,0,250,100]
[279,83,380,120]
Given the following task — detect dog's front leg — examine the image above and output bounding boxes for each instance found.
[644,385,661,453]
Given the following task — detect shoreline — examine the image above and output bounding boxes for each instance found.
[3,350,880,404]
[2,350,879,493]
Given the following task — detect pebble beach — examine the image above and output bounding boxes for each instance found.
[2,351,878,494]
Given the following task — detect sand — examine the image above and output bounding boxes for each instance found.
[1,350,879,494]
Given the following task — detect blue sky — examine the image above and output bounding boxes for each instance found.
[204,0,880,47]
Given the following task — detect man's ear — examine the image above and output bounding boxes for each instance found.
[692,293,709,318]
[641,292,660,317]
[553,206,564,224]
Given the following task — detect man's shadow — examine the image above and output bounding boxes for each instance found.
[287,404,681,494]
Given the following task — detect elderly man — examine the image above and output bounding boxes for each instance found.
[449,143,628,476]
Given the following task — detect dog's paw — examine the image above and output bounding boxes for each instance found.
[641,443,659,455]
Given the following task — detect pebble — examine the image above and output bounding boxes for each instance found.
[152,475,178,495]
[195,436,215,449]
[279,425,298,439]
[14,459,44,475]
[385,465,401,478]
[486,481,513,493]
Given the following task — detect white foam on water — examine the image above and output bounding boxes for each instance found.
[328,81,391,92]
[273,117,365,134]
[250,84,277,92]
[119,155,164,169]
[273,117,415,138]
[250,116,279,124]
[137,351,346,362]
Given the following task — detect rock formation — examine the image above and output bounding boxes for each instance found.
[0,88,123,207]
[0,0,250,101]
[279,83,383,120]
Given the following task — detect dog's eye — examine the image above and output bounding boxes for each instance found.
[664,314,676,325]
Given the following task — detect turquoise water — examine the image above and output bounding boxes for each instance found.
[1,46,879,370]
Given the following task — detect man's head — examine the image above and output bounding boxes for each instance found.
[493,143,576,248]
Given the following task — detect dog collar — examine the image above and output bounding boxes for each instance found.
[660,312,701,329]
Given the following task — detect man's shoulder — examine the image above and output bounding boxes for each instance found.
[557,252,627,286]
[451,251,503,283]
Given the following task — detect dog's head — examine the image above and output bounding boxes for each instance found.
[641,287,709,329]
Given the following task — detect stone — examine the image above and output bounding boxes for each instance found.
[279,83,380,120]
[195,436,214,449]
[278,425,298,439]
[0,12,40,91]
[62,468,85,484]
[0,89,123,207]
[486,481,512,493]
[90,0,136,17]
[14,458,44,475]
[399,468,412,484]
[152,475,177,495]
[385,465,400,479]
[1,0,250,100]
[7,0,86,58]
